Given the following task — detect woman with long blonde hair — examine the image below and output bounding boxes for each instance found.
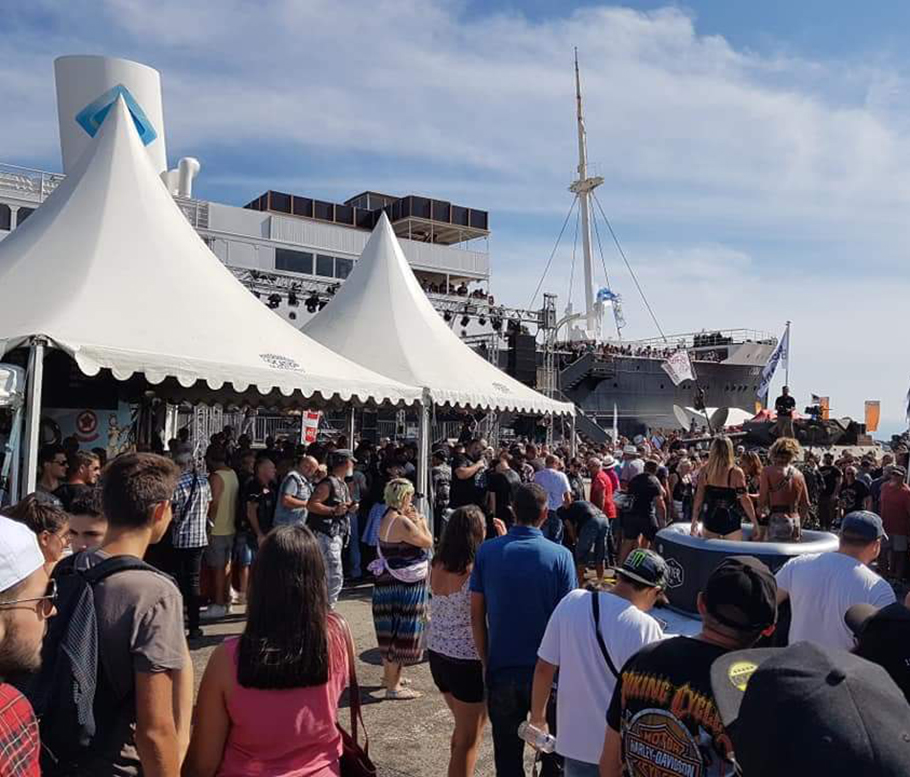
[690,436,754,540]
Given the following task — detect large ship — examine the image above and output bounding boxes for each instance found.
[0,54,774,438]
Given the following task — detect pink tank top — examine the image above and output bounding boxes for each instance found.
[217,624,349,777]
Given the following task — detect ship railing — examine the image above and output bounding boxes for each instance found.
[625,329,777,349]
[0,163,64,203]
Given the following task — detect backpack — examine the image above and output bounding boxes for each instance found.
[25,553,167,775]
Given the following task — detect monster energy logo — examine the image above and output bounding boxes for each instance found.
[626,549,650,569]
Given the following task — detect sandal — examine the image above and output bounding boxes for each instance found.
[385,687,422,700]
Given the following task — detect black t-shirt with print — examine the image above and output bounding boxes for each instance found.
[450,454,486,508]
[626,473,662,519]
[840,479,870,513]
[245,479,277,535]
[607,636,736,777]
[775,394,796,417]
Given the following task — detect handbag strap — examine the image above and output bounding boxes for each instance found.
[334,613,369,753]
[591,592,619,679]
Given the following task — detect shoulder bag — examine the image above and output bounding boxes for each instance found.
[334,615,377,777]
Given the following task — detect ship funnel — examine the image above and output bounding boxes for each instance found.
[177,157,201,198]
[54,55,168,175]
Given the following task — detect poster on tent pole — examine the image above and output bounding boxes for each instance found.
[301,411,321,444]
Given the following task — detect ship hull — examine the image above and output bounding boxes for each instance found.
[564,354,766,437]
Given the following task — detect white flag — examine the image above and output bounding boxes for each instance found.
[661,350,697,387]
[757,325,790,400]
[612,403,618,442]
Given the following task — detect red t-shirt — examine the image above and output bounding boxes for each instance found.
[880,483,910,537]
[590,469,616,519]
[0,684,40,777]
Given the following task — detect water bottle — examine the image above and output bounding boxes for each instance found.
[517,721,556,754]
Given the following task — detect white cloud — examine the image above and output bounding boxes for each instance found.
[3,1,909,427]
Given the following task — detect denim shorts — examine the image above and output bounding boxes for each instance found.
[233,532,258,566]
[575,517,609,565]
[205,534,234,567]
[563,757,600,777]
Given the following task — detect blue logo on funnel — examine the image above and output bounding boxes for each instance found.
[75,84,158,145]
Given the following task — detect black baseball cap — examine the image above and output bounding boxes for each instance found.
[703,556,777,632]
[614,548,668,589]
[841,510,887,541]
[710,642,910,776]
[845,602,910,703]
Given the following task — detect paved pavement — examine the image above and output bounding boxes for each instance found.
[189,582,527,776]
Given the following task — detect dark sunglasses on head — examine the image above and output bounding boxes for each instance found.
[0,579,57,616]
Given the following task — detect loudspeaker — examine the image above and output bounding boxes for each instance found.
[507,334,537,386]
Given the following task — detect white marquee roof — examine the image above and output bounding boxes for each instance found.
[0,97,420,407]
[303,214,574,416]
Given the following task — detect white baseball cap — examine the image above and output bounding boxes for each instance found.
[0,515,45,594]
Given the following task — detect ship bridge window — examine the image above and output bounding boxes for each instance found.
[316,254,335,277]
[276,248,313,275]
[335,257,354,279]
[432,200,451,222]
[411,196,431,219]
[0,205,10,231]
[452,205,469,227]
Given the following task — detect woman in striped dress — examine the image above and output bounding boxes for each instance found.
[371,478,433,699]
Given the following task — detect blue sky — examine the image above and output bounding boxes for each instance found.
[2,1,910,433]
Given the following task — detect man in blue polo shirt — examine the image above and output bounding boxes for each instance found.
[471,482,576,776]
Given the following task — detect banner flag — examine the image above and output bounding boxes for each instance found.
[865,401,880,433]
[757,325,790,400]
[660,350,697,387]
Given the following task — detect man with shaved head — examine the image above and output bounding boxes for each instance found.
[274,453,319,529]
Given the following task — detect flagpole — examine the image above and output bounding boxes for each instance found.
[784,320,791,387]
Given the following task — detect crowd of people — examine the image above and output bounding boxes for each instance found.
[556,339,725,371]
[0,418,908,776]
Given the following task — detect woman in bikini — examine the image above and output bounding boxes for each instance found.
[691,436,755,541]
[757,437,809,542]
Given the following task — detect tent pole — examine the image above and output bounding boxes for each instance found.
[416,394,431,534]
[346,406,356,448]
[569,411,577,458]
[22,338,46,499]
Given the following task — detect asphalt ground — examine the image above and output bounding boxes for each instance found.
[188,581,538,776]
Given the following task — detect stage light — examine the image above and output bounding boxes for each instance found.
[267,293,282,309]
[461,314,470,327]
[443,311,453,322]
[491,316,503,331]
[318,300,329,310]
[305,293,320,313]
[288,311,297,320]
[288,291,299,307]
[478,315,487,326]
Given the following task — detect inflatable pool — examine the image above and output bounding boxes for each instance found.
[654,522,839,616]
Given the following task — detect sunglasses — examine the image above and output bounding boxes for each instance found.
[0,579,58,617]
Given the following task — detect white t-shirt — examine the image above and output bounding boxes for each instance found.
[537,589,664,764]
[775,551,896,651]
[533,468,572,511]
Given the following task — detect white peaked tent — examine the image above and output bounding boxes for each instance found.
[304,214,575,418]
[0,96,421,490]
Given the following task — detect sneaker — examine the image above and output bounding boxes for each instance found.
[202,604,227,620]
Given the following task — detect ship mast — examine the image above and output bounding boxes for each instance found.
[569,48,604,340]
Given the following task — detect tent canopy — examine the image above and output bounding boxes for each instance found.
[0,97,420,408]
[303,214,574,416]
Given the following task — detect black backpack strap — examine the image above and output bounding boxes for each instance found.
[78,555,167,586]
[591,592,619,679]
